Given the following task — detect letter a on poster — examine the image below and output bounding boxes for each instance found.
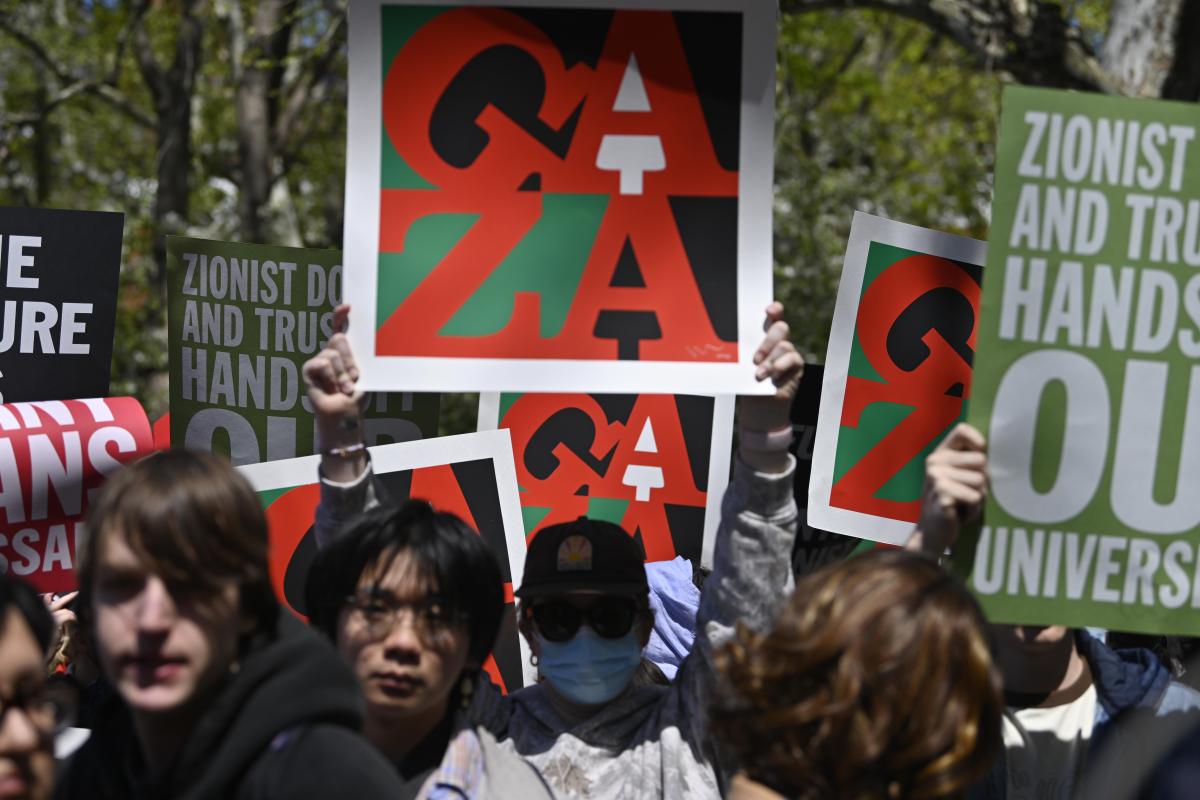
[343,0,776,395]
[953,87,1200,636]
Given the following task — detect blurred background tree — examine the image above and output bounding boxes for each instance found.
[0,0,1192,433]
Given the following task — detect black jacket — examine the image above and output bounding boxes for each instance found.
[55,613,403,800]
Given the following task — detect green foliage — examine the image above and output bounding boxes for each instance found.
[773,10,1003,362]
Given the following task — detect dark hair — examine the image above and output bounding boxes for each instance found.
[77,449,279,637]
[713,549,1003,800]
[305,500,505,667]
[0,572,54,654]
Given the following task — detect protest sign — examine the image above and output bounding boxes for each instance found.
[0,397,153,592]
[953,87,1200,635]
[478,392,733,569]
[0,206,123,403]
[788,364,863,574]
[343,0,776,395]
[808,212,985,544]
[238,429,533,688]
[167,236,440,465]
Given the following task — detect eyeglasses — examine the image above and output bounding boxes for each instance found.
[525,597,639,643]
[0,680,76,738]
[344,592,465,644]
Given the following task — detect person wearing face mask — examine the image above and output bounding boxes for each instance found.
[305,302,802,799]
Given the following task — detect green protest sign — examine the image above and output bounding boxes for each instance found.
[167,236,439,465]
[955,86,1200,635]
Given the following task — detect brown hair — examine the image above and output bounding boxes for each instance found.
[713,549,1002,799]
[77,449,278,637]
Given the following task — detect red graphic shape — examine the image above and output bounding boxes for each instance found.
[503,394,706,561]
[376,8,736,362]
[831,255,980,521]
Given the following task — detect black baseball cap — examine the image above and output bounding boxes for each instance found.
[515,517,648,599]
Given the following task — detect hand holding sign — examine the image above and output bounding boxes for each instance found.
[908,423,988,558]
[739,302,804,474]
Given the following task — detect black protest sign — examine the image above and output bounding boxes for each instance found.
[0,206,123,402]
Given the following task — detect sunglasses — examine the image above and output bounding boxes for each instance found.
[526,597,640,643]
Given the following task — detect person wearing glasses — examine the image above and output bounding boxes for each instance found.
[304,500,553,799]
[305,303,802,798]
[0,574,58,800]
[52,450,404,800]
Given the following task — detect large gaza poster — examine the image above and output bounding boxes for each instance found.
[167,236,440,465]
[954,87,1200,635]
[478,392,733,569]
[344,0,776,395]
[238,430,533,689]
[0,207,123,403]
[0,398,154,592]
[808,213,986,544]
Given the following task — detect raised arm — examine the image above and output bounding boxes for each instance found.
[674,303,803,740]
[303,305,384,547]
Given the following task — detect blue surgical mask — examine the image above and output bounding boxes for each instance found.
[536,627,642,705]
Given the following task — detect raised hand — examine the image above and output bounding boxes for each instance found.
[907,422,988,557]
[738,302,804,473]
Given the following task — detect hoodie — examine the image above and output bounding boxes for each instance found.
[54,613,403,800]
[319,454,800,799]
[970,630,1200,800]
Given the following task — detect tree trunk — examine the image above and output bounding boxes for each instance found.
[133,0,204,289]
[235,0,297,243]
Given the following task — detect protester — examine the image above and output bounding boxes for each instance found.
[712,548,1003,799]
[304,302,802,798]
[304,499,553,799]
[0,574,57,800]
[908,423,1200,800]
[53,449,404,800]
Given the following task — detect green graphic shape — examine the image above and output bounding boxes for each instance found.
[440,194,608,338]
[380,6,444,191]
[376,214,478,329]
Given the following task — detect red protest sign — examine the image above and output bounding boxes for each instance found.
[0,397,153,592]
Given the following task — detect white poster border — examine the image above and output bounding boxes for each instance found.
[807,211,986,545]
[238,429,535,686]
[344,0,775,395]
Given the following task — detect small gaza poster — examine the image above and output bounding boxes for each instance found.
[0,206,123,403]
[478,392,733,569]
[238,430,533,689]
[343,0,776,395]
[809,212,985,544]
[167,236,439,465]
[0,397,154,592]
[955,87,1200,636]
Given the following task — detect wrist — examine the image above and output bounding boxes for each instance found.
[317,413,364,451]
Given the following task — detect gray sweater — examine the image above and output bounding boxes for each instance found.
[316,456,799,800]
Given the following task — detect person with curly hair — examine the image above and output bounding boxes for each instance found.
[713,548,1004,799]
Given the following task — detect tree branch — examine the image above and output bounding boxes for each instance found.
[779,0,1124,94]
[274,10,345,159]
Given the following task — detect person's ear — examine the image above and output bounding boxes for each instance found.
[517,610,542,656]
